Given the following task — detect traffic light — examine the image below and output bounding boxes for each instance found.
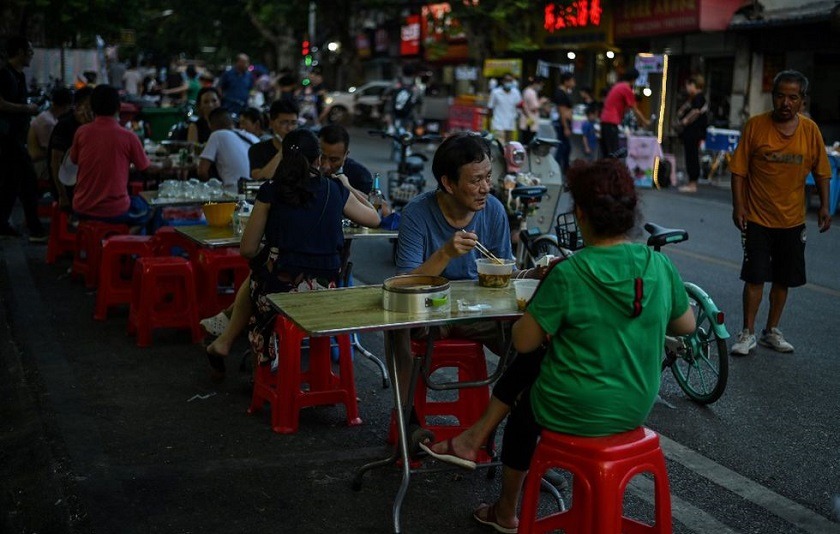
[302,39,312,67]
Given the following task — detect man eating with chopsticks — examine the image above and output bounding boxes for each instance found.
[392,131,546,467]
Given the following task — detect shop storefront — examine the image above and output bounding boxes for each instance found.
[728,1,840,142]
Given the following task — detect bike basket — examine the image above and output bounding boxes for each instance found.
[555,211,585,251]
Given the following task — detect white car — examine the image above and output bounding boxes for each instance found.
[322,80,392,124]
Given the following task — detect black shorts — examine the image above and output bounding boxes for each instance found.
[740,222,806,287]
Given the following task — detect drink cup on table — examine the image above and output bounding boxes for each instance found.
[514,279,539,311]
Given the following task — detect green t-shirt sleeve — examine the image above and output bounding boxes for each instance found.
[665,256,690,320]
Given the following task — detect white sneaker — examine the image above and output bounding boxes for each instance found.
[730,329,756,356]
[199,311,230,337]
[759,327,794,353]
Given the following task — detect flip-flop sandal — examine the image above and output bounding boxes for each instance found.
[472,503,518,534]
[200,311,230,337]
[418,437,477,470]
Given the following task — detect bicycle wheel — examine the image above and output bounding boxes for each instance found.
[523,235,563,268]
[668,285,729,404]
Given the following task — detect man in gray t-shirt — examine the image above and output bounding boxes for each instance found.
[390,133,515,417]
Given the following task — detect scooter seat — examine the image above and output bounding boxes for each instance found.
[510,185,547,199]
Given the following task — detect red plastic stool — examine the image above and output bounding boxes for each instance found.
[193,248,251,316]
[151,225,196,258]
[127,256,202,347]
[387,339,493,462]
[248,316,362,434]
[518,426,672,534]
[71,220,130,288]
[45,202,77,264]
[94,235,154,320]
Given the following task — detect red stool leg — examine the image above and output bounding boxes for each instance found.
[273,318,305,434]
[95,236,153,320]
[46,203,76,264]
[336,334,362,427]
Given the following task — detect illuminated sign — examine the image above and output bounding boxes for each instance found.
[544,0,603,32]
[401,15,421,56]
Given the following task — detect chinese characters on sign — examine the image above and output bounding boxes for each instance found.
[544,0,603,32]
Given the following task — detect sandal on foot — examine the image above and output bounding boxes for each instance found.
[205,346,226,383]
[473,503,518,534]
[200,311,230,337]
[418,437,477,470]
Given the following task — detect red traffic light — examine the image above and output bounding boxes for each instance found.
[301,39,310,56]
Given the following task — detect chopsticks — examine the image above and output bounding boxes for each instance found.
[474,239,504,264]
[461,229,503,264]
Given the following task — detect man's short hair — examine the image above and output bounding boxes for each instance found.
[208,107,233,129]
[239,107,264,127]
[560,72,575,84]
[269,99,299,119]
[52,87,73,107]
[90,85,121,116]
[319,123,350,149]
[74,86,94,105]
[622,68,641,83]
[4,35,30,57]
[431,132,491,189]
[773,70,809,96]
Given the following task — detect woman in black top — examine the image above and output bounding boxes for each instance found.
[677,75,708,193]
[242,129,380,364]
[187,87,220,144]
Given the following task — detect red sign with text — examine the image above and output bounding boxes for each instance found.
[401,15,421,56]
[544,0,603,32]
[614,0,701,38]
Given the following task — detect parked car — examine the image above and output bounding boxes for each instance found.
[322,80,392,125]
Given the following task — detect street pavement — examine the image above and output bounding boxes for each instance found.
[2,127,840,533]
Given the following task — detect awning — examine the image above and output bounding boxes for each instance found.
[729,0,838,29]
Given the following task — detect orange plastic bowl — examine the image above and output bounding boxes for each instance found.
[202,202,236,227]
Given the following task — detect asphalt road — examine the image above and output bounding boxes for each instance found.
[2,127,839,533]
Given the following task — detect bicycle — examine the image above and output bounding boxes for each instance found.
[508,186,565,269]
[554,213,730,404]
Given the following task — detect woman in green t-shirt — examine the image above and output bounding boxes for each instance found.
[423,158,695,533]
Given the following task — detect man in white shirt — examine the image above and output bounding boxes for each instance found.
[198,107,259,189]
[487,73,522,143]
[122,60,144,96]
[27,87,72,182]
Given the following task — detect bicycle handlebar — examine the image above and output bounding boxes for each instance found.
[368,130,442,146]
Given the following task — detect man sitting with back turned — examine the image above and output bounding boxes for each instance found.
[198,107,259,190]
[391,132,544,438]
[71,84,159,228]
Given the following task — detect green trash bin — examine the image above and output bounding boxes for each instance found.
[141,107,185,142]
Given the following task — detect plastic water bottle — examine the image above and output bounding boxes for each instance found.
[233,200,252,235]
[367,173,386,210]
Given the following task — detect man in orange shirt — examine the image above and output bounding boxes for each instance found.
[729,70,832,355]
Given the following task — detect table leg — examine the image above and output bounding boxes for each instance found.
[351,329,423,534]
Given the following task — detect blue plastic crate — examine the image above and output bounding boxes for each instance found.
[705,127,741,152]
